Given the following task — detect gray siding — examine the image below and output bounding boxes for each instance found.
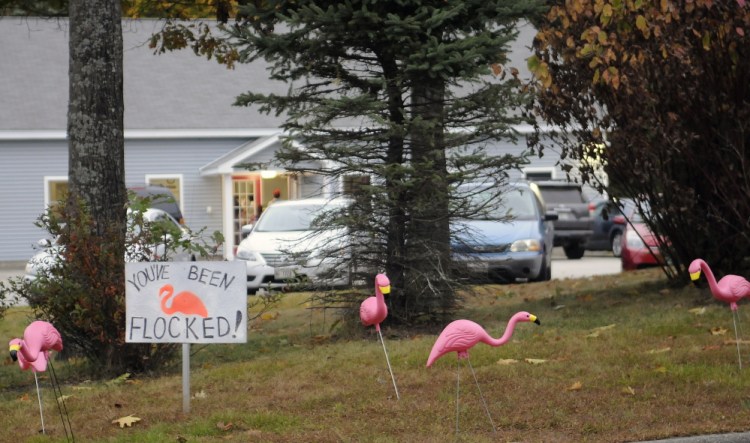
[0,137,250,261]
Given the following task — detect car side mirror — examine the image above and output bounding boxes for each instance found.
[241,224,254,237]
[545,213,558,222]
[601,208,609,220]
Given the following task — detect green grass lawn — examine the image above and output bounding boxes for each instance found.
[3,268,750,442]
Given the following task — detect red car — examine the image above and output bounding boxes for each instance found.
[613,206,665,271]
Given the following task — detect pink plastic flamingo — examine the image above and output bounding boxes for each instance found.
[360,273,390,331]
[690,258,750,369]
[9,320,63,368]
[359,273,399,400]
[426,312,540,434]
[8,321,63,435]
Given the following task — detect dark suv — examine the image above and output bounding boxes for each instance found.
[533,181,593,259]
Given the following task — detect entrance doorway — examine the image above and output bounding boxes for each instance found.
[233,179,256,246]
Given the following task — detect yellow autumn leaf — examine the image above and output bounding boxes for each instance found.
[112,415,141,429]
[636,15,648,33]
[622,386,636,396]
[497,358,520,365]
[587,324,616,338]
[654,366,668,374]
[261,312,279,321]
[524,358,547,365]
[711,327,728,336]
[567,381,583,391]
[689,307,706,315]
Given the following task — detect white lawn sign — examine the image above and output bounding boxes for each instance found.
[125,261,247,412]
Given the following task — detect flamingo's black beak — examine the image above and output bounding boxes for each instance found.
[9,350,17,362]
[529,314,541,325]
[534,318,541,325]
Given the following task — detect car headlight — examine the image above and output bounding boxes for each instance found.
[625,230,645,248]
[510,239,541,252]
[235,249,261,262]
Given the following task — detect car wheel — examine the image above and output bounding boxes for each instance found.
[534,257,552,282]
[611,231,623,257]
[563,243,585,259]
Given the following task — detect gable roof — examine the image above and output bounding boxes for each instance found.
[1,17,539,135]
[0,17,287,132]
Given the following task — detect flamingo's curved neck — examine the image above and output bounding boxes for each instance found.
[374,285,387,316]
[699,260,721,294]
[160,287,176,313]
[487,317,520,347]
[18,341,40,362]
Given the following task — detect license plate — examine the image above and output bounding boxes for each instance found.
[274,267,295,280]
[557,212,573,220]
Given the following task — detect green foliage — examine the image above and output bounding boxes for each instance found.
[153,0,546,326]
[530,0,750,279]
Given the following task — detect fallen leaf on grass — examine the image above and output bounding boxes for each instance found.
[524,358,547,365]
[193,390,207,399]
[646,347,671,354]
[621,386,636,396]
[18,393,29,402]
[57,394,72,402]
[567,381,583,391]
[711,327,728,336]
[654,366,668,373]
[496,359,519,365]
[689,307,706,315]
[586,324,616,338]
[112,415,141,428]
[216,421,234,431]
[261,312,280,321]
[659,288,671,295]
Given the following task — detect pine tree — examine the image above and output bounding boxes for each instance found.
[220,0,545,324]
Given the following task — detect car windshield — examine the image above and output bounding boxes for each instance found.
[469,187,537,221]
[538,187,585,204]
[254,204,327,232]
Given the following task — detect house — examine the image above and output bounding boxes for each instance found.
[0,17,564,262]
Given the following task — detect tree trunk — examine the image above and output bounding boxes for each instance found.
[400,77,455,322]
[67,0,127,370]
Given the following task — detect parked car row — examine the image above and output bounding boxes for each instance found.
[25,183,666,295]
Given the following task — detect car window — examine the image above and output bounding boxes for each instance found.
[255,204,325,232]
[469,187,538,220]
[538,187,585,204]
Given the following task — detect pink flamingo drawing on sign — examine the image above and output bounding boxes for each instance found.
[426,312,540,434]
[690,258,750,369]
[9,321,64,435]
[159,284,209,318]
[360,273,399,399]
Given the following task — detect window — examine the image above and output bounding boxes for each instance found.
[522,167,556,181]
[145,175,183,209]
[44,176,68,215]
